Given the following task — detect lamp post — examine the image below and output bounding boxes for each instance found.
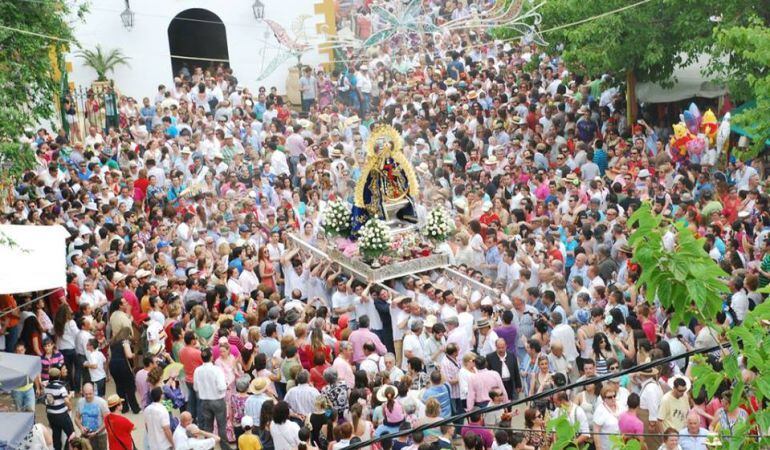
[252,0,265,20]
[120,0,135,30]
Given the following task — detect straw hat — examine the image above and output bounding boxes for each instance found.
[106,394,123,408]
[162,362,184,381]
[248,377,269,395]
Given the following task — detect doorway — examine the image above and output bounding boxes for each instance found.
[167,9,230,78]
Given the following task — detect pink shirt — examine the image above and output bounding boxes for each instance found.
[348,328,387,363]
[332,356,355,388]
[466,369,508,409]
[618,411,644,436]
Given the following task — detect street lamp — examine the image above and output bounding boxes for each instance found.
[120,0,135,30]
[252,0,265,20]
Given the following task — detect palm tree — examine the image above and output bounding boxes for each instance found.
[75,45,131,81]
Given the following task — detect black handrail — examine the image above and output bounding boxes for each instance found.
[342,341,731,449]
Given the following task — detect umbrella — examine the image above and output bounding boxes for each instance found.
[0,412,34,449]
[0,352,41,392]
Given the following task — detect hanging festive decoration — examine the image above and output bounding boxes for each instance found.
[256,16,313,81]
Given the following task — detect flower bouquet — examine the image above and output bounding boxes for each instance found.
[321,199,352,238]
[358,218,391,265]
[423,206,451,243]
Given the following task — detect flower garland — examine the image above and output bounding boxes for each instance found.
[321,199,352,238]
[423,206,451,242]
[358,218,391,260]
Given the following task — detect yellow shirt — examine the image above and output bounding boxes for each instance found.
[238,433,262,450]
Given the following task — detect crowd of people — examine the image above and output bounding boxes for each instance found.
[2,1,768,450]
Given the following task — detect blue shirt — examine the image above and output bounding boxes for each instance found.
[678,427,709,450]
[244,393,271,426]
[593,148,608,175]
[421,384,453,418]
[77,398,107,432]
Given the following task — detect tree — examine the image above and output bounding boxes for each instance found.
[508,0,757,122]
[548,202,770,449]
[0,0,86,141]
[712,16,770,160]
[75,45,131,82]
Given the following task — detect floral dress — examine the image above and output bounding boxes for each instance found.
[216,356,240,442]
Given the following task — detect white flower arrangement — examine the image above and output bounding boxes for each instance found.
[423,206,451,242]
[358,218,392,260]
[321,200,352,237]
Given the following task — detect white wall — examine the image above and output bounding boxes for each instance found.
[67,0,326,98]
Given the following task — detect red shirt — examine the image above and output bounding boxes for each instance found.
[179,345,203,383]
[104,412,135,450]
[66,283,81,313]
[310,362,331,390]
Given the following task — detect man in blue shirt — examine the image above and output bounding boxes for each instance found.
[447,52,465,80]
[678,413,709,450]
[421,371,453,418]
[140,98,156,132]
[162,116,178,138]
[593,140,609,176]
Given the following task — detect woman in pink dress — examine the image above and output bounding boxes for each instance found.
[215,337,242,443]
[317,71,335,110]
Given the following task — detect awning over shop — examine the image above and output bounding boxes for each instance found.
[730,101,770,146]
[0,412,35,450]
[0,352,42,391]
[636,54,727,103]
[0,224,69,295]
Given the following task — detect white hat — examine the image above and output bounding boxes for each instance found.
[213,150,224,160]
[85,201,98,212]
[181,146,192,154]
[637,169,651,178]
[135,269,152,279]
[241,416,254,428]
[112,272,127,284]
[359,64,368,70]
[482,202,493,212]
[78,224,92,236]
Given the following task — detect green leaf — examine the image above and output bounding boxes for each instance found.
[755,374,770,403]
[730,380,745,411]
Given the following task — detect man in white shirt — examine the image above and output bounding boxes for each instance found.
[238,258,260,296]
[284,370,320,418]
[331,276,355,322]
[549,311,578,364]
[173,411,218,450]
[730,276,749,323]
[445,316,472,358]
[193,348,231,450]
[732,159,758,191]
[639,369,664,447]
[145,387,174,450]
[401,320,427,370]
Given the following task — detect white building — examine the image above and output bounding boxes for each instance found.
[66,0,333,99]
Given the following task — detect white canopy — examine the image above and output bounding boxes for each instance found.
[0,225,69,294]
[636,54,727,103]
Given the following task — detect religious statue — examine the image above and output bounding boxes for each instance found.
[352,125,418,234]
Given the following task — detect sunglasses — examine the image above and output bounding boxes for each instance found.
[604,395,616,400]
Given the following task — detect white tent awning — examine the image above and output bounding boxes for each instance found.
[0,225,69,294]
[636,54,727,103]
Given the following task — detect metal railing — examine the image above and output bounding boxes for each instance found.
[342,341,735,449]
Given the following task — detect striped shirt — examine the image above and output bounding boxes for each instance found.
[44,380,69,415]
[40,352,65,383]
